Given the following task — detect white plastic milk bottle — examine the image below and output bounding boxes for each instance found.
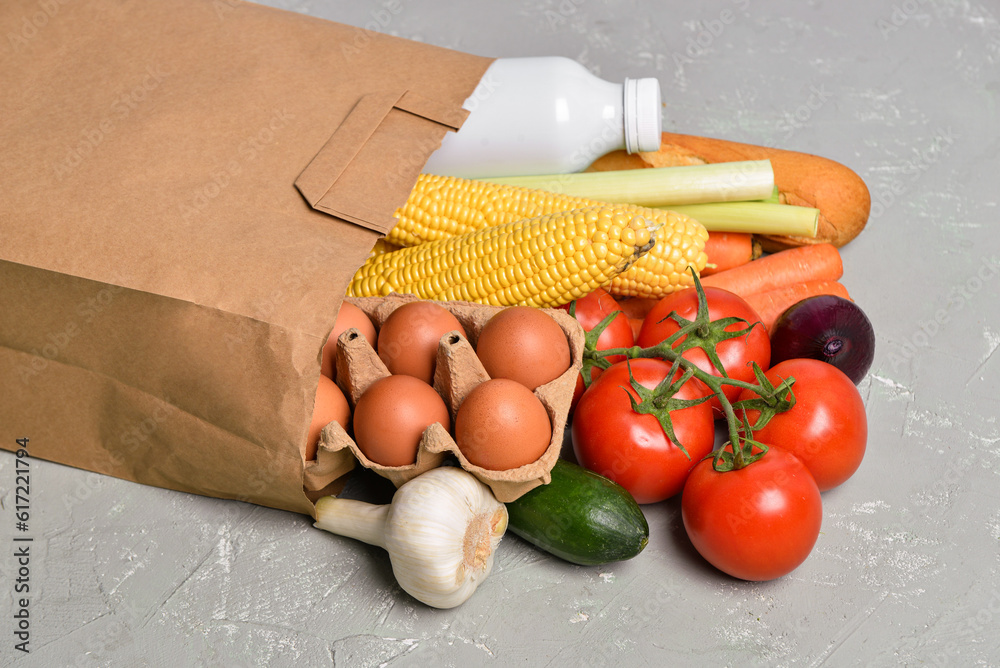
[422,56,662,179]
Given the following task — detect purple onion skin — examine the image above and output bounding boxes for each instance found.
[768,295,875,384]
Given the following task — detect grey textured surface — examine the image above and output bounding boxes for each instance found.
[3,0,1000,666]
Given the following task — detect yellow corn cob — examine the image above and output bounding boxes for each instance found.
[388,174,594,246]
[349,206,655,308]
[610,208,708,298]
[391,174,708,298]
[367,237,401,259]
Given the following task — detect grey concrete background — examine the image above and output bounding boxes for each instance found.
[3,0,1000,666]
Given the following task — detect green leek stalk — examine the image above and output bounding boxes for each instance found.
[482,160,776,207]
[481,163,816,238]
[665,201,819,237]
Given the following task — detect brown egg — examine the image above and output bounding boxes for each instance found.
[321,301,377,379]
[306,375,351,461]
[455,379,552,471]
[475,306,572,391]
[377,301,467,384]
[352,375,451,467]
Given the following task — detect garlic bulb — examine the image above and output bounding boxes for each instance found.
[314,466,508,609]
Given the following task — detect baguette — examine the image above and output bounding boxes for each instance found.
[587,132,871,252]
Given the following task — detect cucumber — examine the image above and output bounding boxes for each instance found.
[505,459,649,566]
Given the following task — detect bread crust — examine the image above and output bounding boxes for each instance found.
[588,132,870,251]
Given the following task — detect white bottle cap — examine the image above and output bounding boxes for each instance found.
[623,77,663,153]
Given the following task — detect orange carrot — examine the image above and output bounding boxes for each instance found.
[744,281,852,332]
[701,232,762,276]
[700,243,843,297]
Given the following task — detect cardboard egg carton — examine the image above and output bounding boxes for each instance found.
[312,294,584,503]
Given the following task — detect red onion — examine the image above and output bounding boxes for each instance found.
[769,295,875,384]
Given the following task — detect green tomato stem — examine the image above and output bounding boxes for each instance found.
[577,271,793,473]
[592,338,748,467]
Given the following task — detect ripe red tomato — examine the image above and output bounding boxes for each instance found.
[681,447,822,581]
[737,358,868,491]
[559,287,635,408]
[559,287,634,355]
[571,358,714,504]
[636,287,770,414]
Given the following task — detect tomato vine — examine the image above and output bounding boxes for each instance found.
[580,271,798,472]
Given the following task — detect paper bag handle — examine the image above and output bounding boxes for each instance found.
[295,90,468,235]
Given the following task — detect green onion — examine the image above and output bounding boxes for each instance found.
[664,201,819,237]
[481,160,775,207]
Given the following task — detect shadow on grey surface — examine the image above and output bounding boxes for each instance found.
[657,495,728,581]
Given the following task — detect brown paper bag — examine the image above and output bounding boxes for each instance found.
[0,0,492,515]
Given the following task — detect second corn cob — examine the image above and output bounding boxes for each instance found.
[348,205,656,308]
[389,174,709,298]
